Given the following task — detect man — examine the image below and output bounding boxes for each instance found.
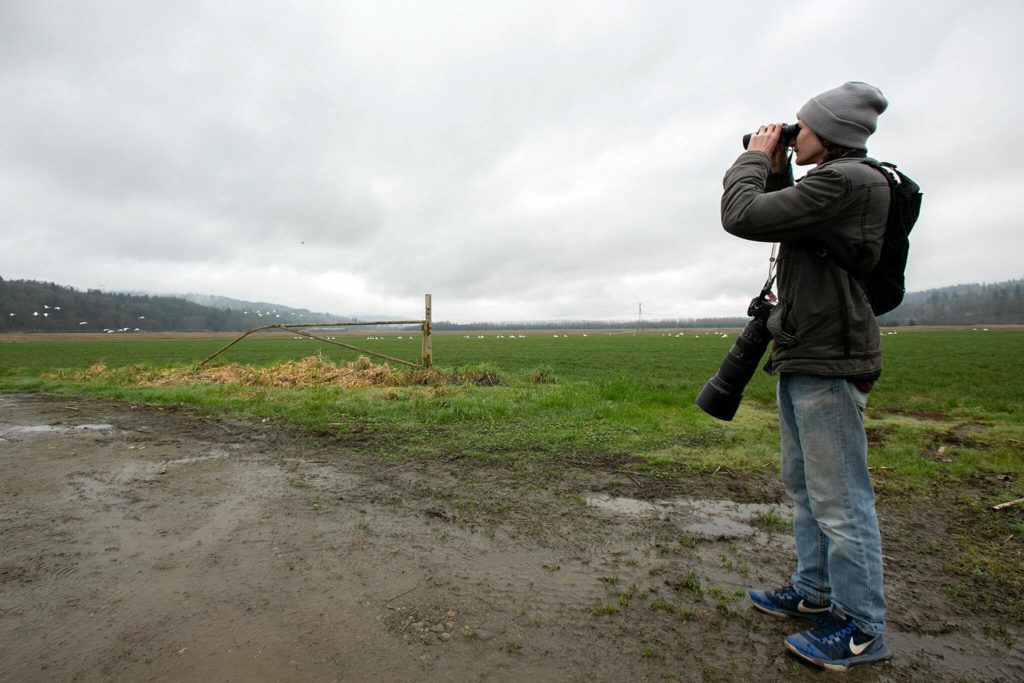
[720,82,893,671]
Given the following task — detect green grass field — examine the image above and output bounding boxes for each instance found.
[2,329,1022,491]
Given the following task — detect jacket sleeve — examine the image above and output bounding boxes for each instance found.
[721,151,851,243]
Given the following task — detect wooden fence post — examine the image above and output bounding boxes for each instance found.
[421,293,433,368]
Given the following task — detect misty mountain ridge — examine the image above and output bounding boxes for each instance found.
[174,293,352,320]
[0,279,355,333]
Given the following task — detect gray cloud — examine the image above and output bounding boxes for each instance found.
[2,1,1021,321]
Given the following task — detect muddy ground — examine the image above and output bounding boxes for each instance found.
[1,393,1021,681]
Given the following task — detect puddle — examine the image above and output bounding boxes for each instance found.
[1,423,116,436]
[584,495,658,516]
[585,494,791,541]
[586,494,786,519]
[164,447,232,467]
[70,449,238,500]
[115,449,234,483]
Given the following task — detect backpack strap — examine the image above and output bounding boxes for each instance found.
[808,159,894,354]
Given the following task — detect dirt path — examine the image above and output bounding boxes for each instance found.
[1,393,1020,681]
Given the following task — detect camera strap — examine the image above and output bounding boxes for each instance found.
[761,244,779,301]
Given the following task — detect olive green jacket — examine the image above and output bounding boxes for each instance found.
[721,151,890,379]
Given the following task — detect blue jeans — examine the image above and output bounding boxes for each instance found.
[777,373,887,635]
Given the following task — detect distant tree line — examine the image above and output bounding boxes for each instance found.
[877,278,1024,326]
[434,278,1024,331]
[0,279,344,333]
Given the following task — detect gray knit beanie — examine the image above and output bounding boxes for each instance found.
[796,81,888,149]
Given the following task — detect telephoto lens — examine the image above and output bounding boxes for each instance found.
[695,298,774,421]
[742,123,800,150]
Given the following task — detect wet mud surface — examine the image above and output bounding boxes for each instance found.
[1,393,1021,681]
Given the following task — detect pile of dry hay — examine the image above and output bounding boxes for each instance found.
[51,356,442,389]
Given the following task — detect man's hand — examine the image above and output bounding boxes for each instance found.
[747,123,789,173]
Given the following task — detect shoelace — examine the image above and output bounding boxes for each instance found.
[821,621,857,646]
[778,586,800,601]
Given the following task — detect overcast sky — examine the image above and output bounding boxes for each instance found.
[2,1,1020,322]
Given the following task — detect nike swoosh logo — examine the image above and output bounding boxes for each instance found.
[849,636,875,656]
[797,600,825,613]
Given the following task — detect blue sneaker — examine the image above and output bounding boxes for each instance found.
[748,585,831,624]
[785,611,891,671]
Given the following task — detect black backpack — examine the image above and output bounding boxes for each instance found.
[853,159,922,315]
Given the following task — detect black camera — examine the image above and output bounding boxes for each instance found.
[695,294,775,421]
[742,123,800,150]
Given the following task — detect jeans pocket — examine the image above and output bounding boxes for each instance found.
[846,380,868,412]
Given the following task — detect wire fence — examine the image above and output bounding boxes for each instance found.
[201,295,432,368]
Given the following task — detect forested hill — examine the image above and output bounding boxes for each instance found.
[0,279,348,333]
[878,278,1024,326]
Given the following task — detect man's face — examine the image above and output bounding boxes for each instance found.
[792,119,827,166]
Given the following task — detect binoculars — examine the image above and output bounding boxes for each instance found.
[742,123,800,150]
